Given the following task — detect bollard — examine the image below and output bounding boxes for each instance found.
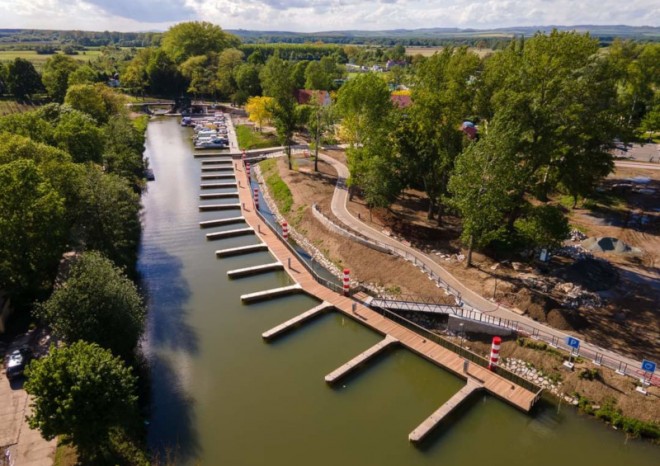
[257,224,261,234]
[352,303,357,314]
[488,336,501,370]
[342,269,350,296]
[253,188,259,210]
[288,257,291,269]
[282,221,289,240]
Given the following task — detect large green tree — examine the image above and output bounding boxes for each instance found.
[161,21,240,64]
[24,341,141,463]
[5,58,43,99]
[42,54,79,102]
[0,159,66,299]
[64,84,126,124]
[38,251,145,361]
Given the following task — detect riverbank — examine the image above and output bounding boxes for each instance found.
[258,149,659,442]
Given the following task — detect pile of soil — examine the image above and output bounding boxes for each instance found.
[559,258,619,292]
[581,236,634,253]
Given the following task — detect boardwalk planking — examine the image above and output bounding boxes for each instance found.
[229,161,538,412]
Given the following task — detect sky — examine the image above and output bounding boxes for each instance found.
[0,0,658,33]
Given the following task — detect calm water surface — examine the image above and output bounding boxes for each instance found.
[139,118,659,465]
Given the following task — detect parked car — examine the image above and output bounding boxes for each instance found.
[5,347,32,381]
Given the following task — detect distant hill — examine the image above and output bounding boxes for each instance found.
[228,25,660,45]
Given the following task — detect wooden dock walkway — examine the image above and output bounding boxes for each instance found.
[262,302,333,340]
[229,160,539,413]
[408,378,483,444]
[241,284,303,303]
[199,192,239,200]
[325,335,399,384]
[199,216,245,228]
[227,262,283,278]
[199,203,242,212]
[216,243,268,257]
[206,227,254,240]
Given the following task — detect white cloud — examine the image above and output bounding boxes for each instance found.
[0,0,657,32]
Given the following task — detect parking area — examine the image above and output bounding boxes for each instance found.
[1,331,56,466]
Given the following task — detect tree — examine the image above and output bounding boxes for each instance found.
[245,96,273,131]
[71,166,142,272]
[5,58,43,99]
[103,116,147,190]
[514,205,569,249]
[68,65,98,85]
[50,106,105,164]
[216,48,244,99]
[161,21,240,64]
[64,84,126,124]
[180,54,218,98]
[0,159,66,300]
[145,48,186,96]
[24,341,140,462]
[42,54,79,103]
[38,251,145,360]
[261,56,298,169]
[292,60,309,89]
[234,63,262,101]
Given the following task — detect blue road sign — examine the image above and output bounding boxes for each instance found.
[566,336,580,349]
[641,360,656,373]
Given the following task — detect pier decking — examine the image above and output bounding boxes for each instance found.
[199,192,239,200]
[200,182,237,189]
[262,302,333,340]
[408,378,483,444]
[216,243,269,257]
[240,284,303,303]
[231,159,540,413]
[227,262,284,278]
[199,216,245,228]
[201,174,236,180]
[325,335,399,384]
[206,227,254,240]
[199,203,242,212]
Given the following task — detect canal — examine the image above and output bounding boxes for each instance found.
[139,118,658,465]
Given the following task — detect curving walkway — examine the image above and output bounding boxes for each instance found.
[319,153,656,383]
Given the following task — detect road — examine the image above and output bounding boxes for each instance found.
[320,153,656,383]
[614,160,660,171]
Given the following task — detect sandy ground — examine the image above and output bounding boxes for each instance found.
[308,149,660,362]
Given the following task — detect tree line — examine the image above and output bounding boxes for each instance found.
[0,55,149,462]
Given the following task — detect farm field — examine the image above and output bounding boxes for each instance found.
[406,46,494,57]
[0,49,103,69]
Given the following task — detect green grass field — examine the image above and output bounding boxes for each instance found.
[236,124,279,150]
[0,50,102,70]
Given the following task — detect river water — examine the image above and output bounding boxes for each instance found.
[139,118,658,465]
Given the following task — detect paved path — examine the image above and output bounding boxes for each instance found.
[614,160,660,171]
[319,153,655,381]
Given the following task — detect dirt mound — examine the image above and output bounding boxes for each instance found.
[560,258,619,292]
[581,236,633,253]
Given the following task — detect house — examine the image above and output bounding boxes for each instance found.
[294,89,332,107]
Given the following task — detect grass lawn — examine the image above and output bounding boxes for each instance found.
[0,98,38,115]
[0,50,101,70]
[235,124,279,150]
[260,158,293,214]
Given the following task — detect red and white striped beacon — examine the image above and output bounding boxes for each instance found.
[342,269,350,296]
[253,188,259,210]
[488,336,501,370]
[245,162,251,178]
[282,221,289,240]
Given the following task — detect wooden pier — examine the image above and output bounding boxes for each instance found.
[199,203,242,212]
[227,262,284,278]
[408,378,483,444]
[241,284,303,303]
[201,174,236,180]
[325,335,399,384]
[216,243,269,257]
[199,216,245,229]
[200,182,237,189]
[206,227,254,240]
[199,192,239,200]
[262,302,333,340]
[230,160,540,414]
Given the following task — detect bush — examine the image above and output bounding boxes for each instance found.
[514,204,570,249]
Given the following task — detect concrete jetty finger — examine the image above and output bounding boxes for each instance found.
[241,284,303,303]
[324,335,399,384]
[200,182,238,189]
[201,160,233,166]
[408,378,483,444]
[202,166,234,172]
[206,227,254,240]
[199,203,242,212]
[199,192,239,200]
[194,152,232,158]
[199,216,245,229]
[216,243,269,257]
[227,262,284,278]
[262,302,333,340]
